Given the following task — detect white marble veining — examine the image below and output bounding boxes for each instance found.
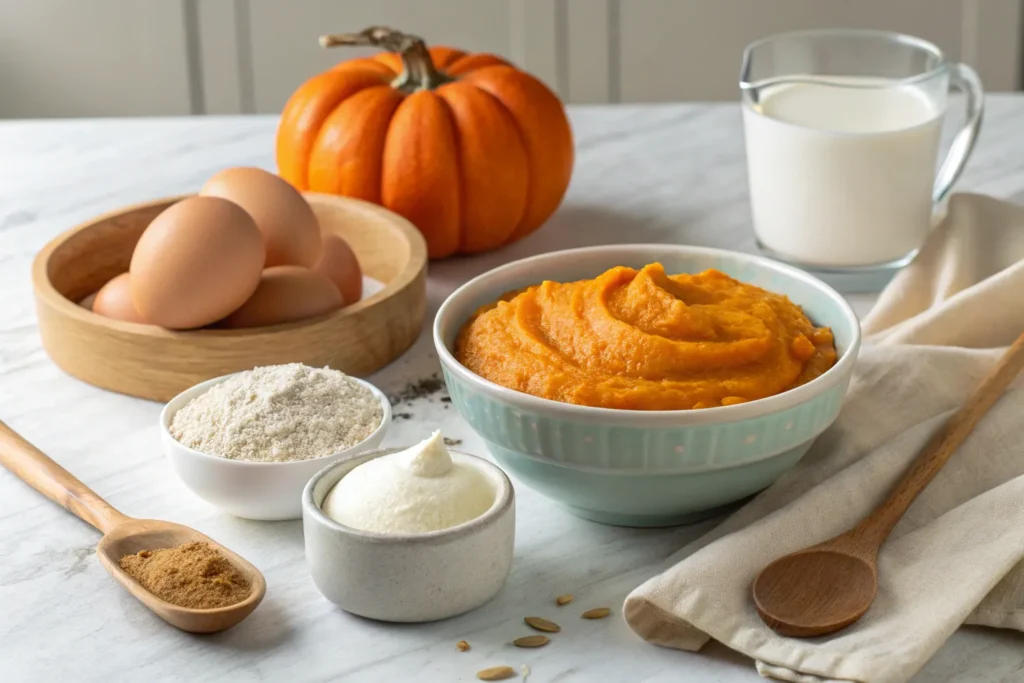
[4,99,1024,682]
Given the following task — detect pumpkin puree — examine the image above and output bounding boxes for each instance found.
[454,264,836,410]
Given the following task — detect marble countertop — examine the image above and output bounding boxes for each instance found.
[4,99,1024,682]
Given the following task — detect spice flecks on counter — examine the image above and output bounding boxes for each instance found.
[321,431,494,534]
[170,363,382,462]
[387,373,447,405]
[119,541,251,609]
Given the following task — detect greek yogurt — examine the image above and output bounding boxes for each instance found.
[322,431,495,534]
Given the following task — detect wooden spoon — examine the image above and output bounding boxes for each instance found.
[753,332,1024,638]
[0,419,266,633]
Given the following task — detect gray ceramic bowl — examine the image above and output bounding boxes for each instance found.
[302,447,515,622]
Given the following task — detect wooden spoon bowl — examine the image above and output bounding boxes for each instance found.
[753,547,877,637]
[0,420,265,633]
[97,519,266,634]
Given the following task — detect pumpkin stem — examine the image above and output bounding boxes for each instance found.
[320,26,453,91]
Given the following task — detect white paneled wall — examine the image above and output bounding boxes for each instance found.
[615,0,1021,101]
[0,0,196,117]
[243,0,546,113]
[1,0,1020,117]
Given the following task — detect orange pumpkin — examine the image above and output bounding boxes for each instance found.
[277,26,574,259]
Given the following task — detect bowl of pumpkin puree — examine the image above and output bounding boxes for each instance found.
[434,245,860,527]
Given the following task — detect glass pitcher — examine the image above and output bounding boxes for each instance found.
[739,29,983,279]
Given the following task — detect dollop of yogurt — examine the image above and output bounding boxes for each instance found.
[322,431,495,534]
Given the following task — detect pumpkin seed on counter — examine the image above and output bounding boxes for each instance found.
[477,666,517,681]
[512,635,550,648]
[524,616,561,633]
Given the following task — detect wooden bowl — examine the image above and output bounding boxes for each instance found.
[33,193,427,402]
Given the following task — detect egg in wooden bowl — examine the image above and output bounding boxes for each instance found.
[33,193,426,402]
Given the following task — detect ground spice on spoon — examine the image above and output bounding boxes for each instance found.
[119,541,251,609]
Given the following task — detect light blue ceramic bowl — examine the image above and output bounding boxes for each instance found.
[434,245,861,527]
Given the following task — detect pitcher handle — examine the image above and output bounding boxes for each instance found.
[933,62,984,202]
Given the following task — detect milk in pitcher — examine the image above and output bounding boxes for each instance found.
[743,77,942,267]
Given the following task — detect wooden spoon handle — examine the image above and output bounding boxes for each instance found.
[851,332,1024,550]
[0,419,129,534]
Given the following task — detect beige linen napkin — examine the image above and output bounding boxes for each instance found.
[623,193,1024,683]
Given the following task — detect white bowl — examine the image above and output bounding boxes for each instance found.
[302,447,515,622]
[160,372,391,520]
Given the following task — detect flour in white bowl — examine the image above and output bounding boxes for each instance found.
[170,363,383,462]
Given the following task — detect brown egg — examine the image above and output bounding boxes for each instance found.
[201,167,321,268]
[224,266,343,329]
[92,273,147,323]
[130,196,264,329]
[312,234,362,305]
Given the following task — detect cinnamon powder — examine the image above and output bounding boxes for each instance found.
[119,541,251,609]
